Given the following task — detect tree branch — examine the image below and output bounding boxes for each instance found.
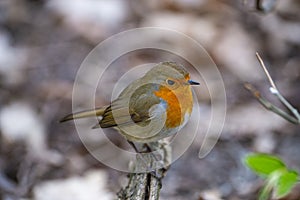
[117,141,170,200]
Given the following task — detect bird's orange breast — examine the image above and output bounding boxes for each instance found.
[154,85,193,128]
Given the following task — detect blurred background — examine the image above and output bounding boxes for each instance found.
[0,0,300,199]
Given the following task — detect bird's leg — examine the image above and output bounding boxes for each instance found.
[144,143,169,179]
[127,140,139,153]
[143,143,152,152]
[127,140,153,172]
[127,141,165,179]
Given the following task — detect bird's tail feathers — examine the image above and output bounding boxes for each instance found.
[60,107,105,122]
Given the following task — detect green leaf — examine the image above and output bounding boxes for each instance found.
[244,153,286,177]
[245,154,299,199]
[274,170,298,199]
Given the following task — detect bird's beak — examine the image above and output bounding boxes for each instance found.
[188,80,200,85]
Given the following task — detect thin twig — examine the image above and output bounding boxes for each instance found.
[275,91,300,123]
[244,53,300,124]
[255,52,277,90]
[244,83,299,124]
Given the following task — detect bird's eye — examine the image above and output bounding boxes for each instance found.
[166,79,175,85]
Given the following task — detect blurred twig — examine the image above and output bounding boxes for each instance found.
[0,155,40,199]
[256,0,278,12]
[0,172,17,195]
[244,52,300,124]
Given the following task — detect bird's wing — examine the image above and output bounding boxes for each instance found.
[97,83,163,128]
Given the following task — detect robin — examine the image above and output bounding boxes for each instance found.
[60,61,199,145]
